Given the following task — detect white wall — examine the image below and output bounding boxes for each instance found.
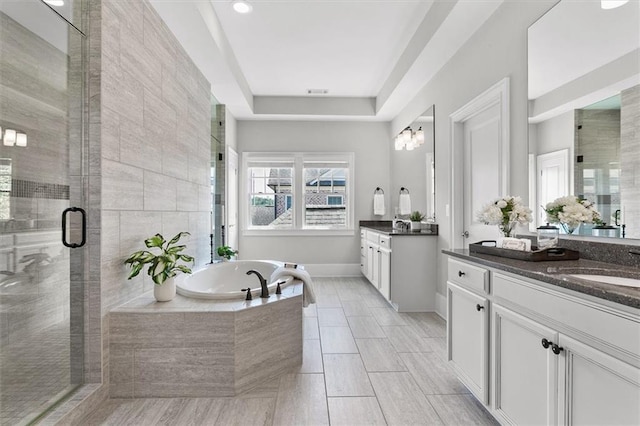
[391,0,558,312]
[237,120,391,266]
[533,110,574,155]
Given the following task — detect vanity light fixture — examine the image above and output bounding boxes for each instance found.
[394,126,426,151]
[44,0,65,6]
[601,0,628,9]
[232,0,253,14]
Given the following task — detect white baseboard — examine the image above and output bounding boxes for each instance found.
[435,292,446,320]
[304,263,362,277]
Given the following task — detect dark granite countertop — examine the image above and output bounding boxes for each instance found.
[444,249,640,310]
[361,225,438,236]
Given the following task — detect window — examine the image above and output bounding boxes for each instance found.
[0,159,11,220]
[243,153,354,234]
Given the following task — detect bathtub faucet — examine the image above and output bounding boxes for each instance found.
[246,270,270,298]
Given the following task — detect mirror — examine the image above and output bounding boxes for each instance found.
[392,105,436,221]
[528,0,640,239]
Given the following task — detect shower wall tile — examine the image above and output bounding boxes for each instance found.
[143,171,177,211]
[102,159,144,210]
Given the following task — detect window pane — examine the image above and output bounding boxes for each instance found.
[303,167,347,228]
[249,166,293,228]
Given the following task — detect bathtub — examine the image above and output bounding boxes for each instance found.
[175,260,295,300]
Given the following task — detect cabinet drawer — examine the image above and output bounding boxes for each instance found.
[360,239,366,257]
[366,231,379,244]
[448,258,489,294]
[379,235,391,248]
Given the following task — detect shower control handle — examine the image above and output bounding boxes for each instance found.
[62,207,86,248]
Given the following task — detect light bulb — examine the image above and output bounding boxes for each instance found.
[601,0,628,9]
[394,135,404,151]
[402,127,412,145]
[416,127,425,145]
[232,0,253,14]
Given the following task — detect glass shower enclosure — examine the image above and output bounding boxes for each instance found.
[0,0,87,423]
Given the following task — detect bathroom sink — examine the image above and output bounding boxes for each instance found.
[568,274,640,288]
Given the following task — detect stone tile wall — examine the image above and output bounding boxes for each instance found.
[87,0,212,385]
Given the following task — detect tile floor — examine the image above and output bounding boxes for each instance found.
[80,277,498,425]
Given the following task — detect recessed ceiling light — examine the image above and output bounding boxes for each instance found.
[601,0,628,9]
[232,0,253,14]
[307,89,329,95]
[44,0,65,6]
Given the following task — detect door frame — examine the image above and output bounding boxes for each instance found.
[450,77,510,248]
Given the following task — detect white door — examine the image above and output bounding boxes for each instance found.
[226,147,239,252]
[451,78,509,248]
[537,149,569,226]
[463,103,503,244]
[493,304,558,426]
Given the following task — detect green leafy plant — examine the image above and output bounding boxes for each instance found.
[216,245,238,260]
[409,211,425,222]
[124,232,194,285]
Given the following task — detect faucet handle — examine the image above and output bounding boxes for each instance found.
[242,288,252,301]
[276,281,286,295]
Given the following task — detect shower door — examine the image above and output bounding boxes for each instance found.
[0,0,86,424]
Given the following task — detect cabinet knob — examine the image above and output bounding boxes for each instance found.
[551,344,564,355]
[458,270,466,277]
[541,338,551,349]
[476,304,484,311]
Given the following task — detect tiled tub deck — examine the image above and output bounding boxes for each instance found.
[109,283,303,398]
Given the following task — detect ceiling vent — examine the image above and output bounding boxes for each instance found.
[307,89,329,95]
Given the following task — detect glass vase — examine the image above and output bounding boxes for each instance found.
[499,222,516,238]
[560,223,579,235]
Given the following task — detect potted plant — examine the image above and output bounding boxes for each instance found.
[216,245,238,261]
[409,211,425,231]
[124,232,194,302]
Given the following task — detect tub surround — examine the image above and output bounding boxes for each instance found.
[109,283,303,398]
[359,220,438,236]
[444,249,639,309]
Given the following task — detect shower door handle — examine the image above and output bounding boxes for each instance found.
[62,207,87,248]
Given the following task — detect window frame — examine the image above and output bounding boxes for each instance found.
[241,152,355,236]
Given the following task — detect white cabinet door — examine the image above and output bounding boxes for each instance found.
[366,244,375,283]
[558,334,640,426]
[493,304,559,425]
[379,247,391,301]
[371,244,380,289]
[360,238,367,276]
[447,282,489,403]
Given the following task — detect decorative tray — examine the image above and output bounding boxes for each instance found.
[469,241,580,262]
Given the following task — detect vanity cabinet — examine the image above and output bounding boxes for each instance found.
[361,228,436,312]
[446,256,640,426]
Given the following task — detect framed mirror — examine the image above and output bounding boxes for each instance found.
[528,0,640,239]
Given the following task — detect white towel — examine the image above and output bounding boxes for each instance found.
[399,193,412,215]
[271,265,316,307]
[373,193,385,216]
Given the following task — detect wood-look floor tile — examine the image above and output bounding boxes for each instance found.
[341,301,373,317]
[400,312,446,338]
[272,373,329,425]
[361,294,390,308]
[303,304,317,317]
[323,354,375,397]
[303,317,320,340]
[347,316,386,338]
[237,378,281,399]
[382,325,435,352]
[428,394,499,425]
[319,326,358,354]
[298,339,323,373]
[318,308,348,326]
[215,397,276,426]
[400,352,469,395]
[328,397,387,426]
[355,339,406,372]
[164,398,226,425]
[369,307,408,326]
[369,371,443,425]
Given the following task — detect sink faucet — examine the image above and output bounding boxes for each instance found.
[246,270,270,298]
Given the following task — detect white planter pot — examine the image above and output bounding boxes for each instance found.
[411,221,422,231]
[154,277,176,302]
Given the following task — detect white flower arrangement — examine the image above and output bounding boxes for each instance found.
[543,196,602,232]
[477,196,533,237]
